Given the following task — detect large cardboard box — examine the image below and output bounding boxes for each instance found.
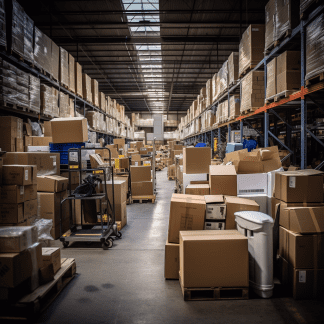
[130,166,151,183]
[165,241,179,279]
[0,185,24,204]
[3,152,60,175]
[183,147,211,174]
[0,203,24,224]
[185,184,210,196]
[266,57,277,98]
[68,54,75,93]
[179,231,249,288]
[209,165,237,196]
[25,185,37,202]
[31,136,52,146]
[24,199,37,219]
[131,181,153,196]
[279,226,324,269]
[225,196,260,229]
[51,117,88,144]
[275,170,323,203]
[2,165,36,186]
[75,62,83,96]
[37,175,68,192]
[42,247,61,274]
[168,194,206,244]
[0,116,23,152]
[114,138,125,148]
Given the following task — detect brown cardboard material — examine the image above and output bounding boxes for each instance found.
[0,116,23,152]
[185,184,210,196]
[24,184,37,201]
[279,226,324,269]
[113,138,126,148]
[130,166,151,183]
[2,165,36,186]
[31,137,52,146]
[42,247,61,274]
[15,138,24,152]
[0,203,25,224]
[209,165,237,196]
[37,175,69,193]
[50,117,88,144]
[0,185,24,204]
[168,194,206,244]
[183,147,211,174]
[24,136,32,151]
[275,170,324,203]
[165,241,180,279]
[225,196,260,229]
[131,181,153,196]
[179,231,249,288]
[44,121,52,137]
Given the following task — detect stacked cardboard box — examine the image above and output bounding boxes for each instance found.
[241,71,265,113]
[185,184,209,195]
[239,25,265,77]
[91,79,99,107]
[75,62,83,97]
[24,13,34,64]
[16,69,29,108]
[265,0,276,51]
[130,166,153,197]
[205,79,212,107]
[218,60,228,95]
[0,116,23,152]
[51,41,59,82]
[11,0,24,57]
[229,95,240,120]
[59,91,70,117]
[59,47,69,88]
[99,92,106,112]
[183,147,211,174]
[82,73,92,103]
[29,75,40,113]
[0,59,18,105]
[228,52,239,86]
[34,27,52,75]
[266,57,277,98]
[212,73,218,102]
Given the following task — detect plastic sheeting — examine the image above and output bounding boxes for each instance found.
[24,13,34,63]
[265,0,276,51]
[34,27,51,74]
[29,74,40,112]
[228,52,239,86]
[82,73,92,103]
[300,0,317,16]
[91,79,99,107]
[0,58,17,104]
[68,53,75,93]
[51,41,59,81]
[59,47,69,87]
[16,68,29,108]
[219,60,228,95]
[276,0,299,42]
[0,0,6,47]
[40,84,52,115]
[11,0,24,57]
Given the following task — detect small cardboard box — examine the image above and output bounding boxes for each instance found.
[0,203,25,224]
[37,175,69,193]
[50,117,88,144]
[209,165,237,196]
[24,184,37,201]
[31,136,52,146]
[183,147,211,174]
[0,185,25,204]
[113,138,125,148]
[42,247,61,274]
[185,184,210,196]
[131,181,153,196]
[205,195,226,220]
[275,170,324,203]
[168,194,206,244]
[130,166,151,183]
[2,165,36,186]
[179,230,248,288]
[165,240,180,280]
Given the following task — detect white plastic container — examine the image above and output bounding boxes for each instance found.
[234,211,274,298]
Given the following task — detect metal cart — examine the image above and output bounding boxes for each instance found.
[60,147,121,250]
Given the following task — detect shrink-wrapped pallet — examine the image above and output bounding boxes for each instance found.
[75,61,82,97]
[222,100,229,123]
[24,13,34,63]
[40,84,52,115]
[277,51,300,93]
[11,0,24,57]
[239,25,265,77]
[34,27,52,74]
[229,95,240,120]
[99,92,106,112]
[219,60,228,94]
[91,79,99,107]
[228,52,239,86]
[51,41,59,81]
[205,110,214,128]
[29,74,40,113]
[200,87,206,98]
[266,57,277,98]
[216,103,222,125]
[82,73,92,103]
[212,73,218,102]
[59,47,69,87]
[86,111,98,130]
[0,0,6,47]
[59,91,69,117]
[305,13,324,81]
[69,98,75,117]
[300,0,317,17]
[241,71,265,113]
[52,87,59,117]
[0,59,17,104]
[69,54,75,93]
[205,79,212,107]
[16,68,29,108]
[276,0,299,42]
[265,0,276,51]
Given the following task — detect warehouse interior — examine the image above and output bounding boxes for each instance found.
[1,0,324,323]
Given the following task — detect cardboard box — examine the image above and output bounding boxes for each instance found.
[237,173,268,196]
[44,121,52,137]
[275,170,324,203]
[2,165,36,186]
[24,184,37,201]
[279,226,324,269]
[185,184,210,196]
[115,157,129,170]
[209,165,237,196]
[50,117,88,144]
[114,138,125,148]
[15,138,24,152]
[0,243,42,288]
[0,185,25,204]
[179,231,249,288]
[75,62,82,96]
[165,241,179,279]
[37,175,68,192]
[0,203,25,224]
[131,181,153,196]
[3,153,60,176]
[205,195,226,220]
[0,226,38,253]
[24,199,37,219]
[24,135,32,151]
[130,166,151,183]
[30,136,52,147]
[225,196,260,229]
[183,147,211,174]
[238,194,271,215]
[42,247,61,274]
[168,194,206,244]
[266,57,277,98]
[0,116,23,152]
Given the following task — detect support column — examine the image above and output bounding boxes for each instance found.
[228,124,231,142]
[218,128,221,144]
[240,120,243,144]
[264,112,269,147]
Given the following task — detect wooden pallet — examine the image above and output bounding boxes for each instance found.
[68,88,76,94]
[275,29,292,47]
[168,176,175,180]
[60,82,69,90]
[0,100,35,113]
[264,41,276,55]
[130,195,156,204]
[306,72,324,86]
[180,285,249,301]
[239,64,257,78]
[0,258,76,322]
[274,90,297,102]
[76,92,83,99]
[240,107,257,115]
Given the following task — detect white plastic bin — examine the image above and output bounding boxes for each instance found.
[234,211,274,298]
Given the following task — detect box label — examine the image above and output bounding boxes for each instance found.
[289,176,296,188]
[20,186,24,195]
[238,189,265,194]
[50,156,57,166]
[252,28,259,31]
[135,162,138,166]
[299,271,306,283]
[68,152,78,163]
[25,170,28,180]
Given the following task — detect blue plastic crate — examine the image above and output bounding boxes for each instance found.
[49,142,86,165]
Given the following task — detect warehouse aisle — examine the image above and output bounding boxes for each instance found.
[37,169,324,324]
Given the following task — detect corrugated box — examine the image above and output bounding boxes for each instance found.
[0,116,23,153]
[183,147,211,174]
[228,52,239,86]
[0,185,24,204]
[91,79,99,107]
[131,181,153,196]
[205,195,226,220]
[42,247,61,274]
[185,184,210,195]
[2,165,36,186]
[37,175,68,193]
[165,240,179,279]
[31,136,52,146]
[59,47,69,87]
[75,62,82,97]
[34,27,52,74]
[68,54,75,93]
[265,0,276,51]
[209,165,237,196]
[266,57,277,98]
[51,41,59,81]
[229,95,240,120]
[82,73,92,103]
[130,166,151,183]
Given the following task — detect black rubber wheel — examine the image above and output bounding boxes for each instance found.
[63,241,69,248]
[116,232,122,239]
[107,238,113,248]
[102,242,109,250]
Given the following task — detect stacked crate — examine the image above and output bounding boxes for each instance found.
[59,47,69,88]
[228,52,239,87]
[75,62,82,97]
[82,73,92,104]
[91,79,99,107]
[69,54,75,93]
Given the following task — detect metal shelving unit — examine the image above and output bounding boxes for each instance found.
[182,3,324,170]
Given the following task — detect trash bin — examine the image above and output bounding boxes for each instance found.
[234,211,274,298]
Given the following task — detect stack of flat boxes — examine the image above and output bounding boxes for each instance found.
[82,73,92,104]
[0,116,23,152]
[59,47,69,88]
[91,79,99,108]
[130,166,153,197]
[228,52,239,86]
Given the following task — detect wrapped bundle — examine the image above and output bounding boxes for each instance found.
[0,0,6,47]
[34,27,51,74]
[91,79,99,107]
[75,62,82,97]
[99,92,106,112]
[69,54,75,93]
[276,0,299,42]
[82,73,92,103]
[212,73,218,102]
[69,98,75,117]
[266,57,277,98]
[51,41,59,81]
[59,47,69,87]
[24,13,34,63]
[11,0,24,57]
[29,74,40,112]
[300,0,317,17]
[265,0,276,51]
[229,95,240,120]
[16,68,29,108]
[52,87,59,117]
[0,59,17,104]
[59,91,69,117]
[205,79,212,107]
[40,84,53,115]
[219,60,228,94]
[228,52,239,86]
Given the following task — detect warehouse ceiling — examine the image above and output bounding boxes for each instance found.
[21,0,268,113]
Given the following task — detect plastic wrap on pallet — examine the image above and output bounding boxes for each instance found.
[51,41,59,81]
[219,60,228,94]
[59,47,69,87]
[59,91,69,117]
[201,112,206,131]
[0,0,6,47]
[98,113,106,132]
[265,0,276,51]
[24,13,34,63]
[75,62,82,97]
[276,0,299,42]
[216,72,221,100]
[229,95,240,120]
[239,25,265,77]
[222,100,229,123]
[86,111,98,130]
[241,71,265,113]
[40,84,52,115]
[28,74,40,112]
[69,98,75,117]
[82,73,92,103]
[212,73,218,102]
[205,110,214,128]
[266,57,277,98]
[68,53,75,93]
[16,68,29,107]
[91,79,99,107]
[205,79,212,107]
[52,87,59,117]
[216,103,221,125]
[34,27,51,74]
[305,13,324,81]
[11,0,24,57]
[99,92,106,112]
[228,52,239,86]
[300,0,317,16]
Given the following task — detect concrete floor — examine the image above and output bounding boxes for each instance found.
[37,169,324,324]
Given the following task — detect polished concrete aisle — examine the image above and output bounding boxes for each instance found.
[38,169,324,324]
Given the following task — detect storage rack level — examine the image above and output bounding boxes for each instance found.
[60,147,121,250]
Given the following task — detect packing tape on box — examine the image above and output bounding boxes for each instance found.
[28,242,40,291]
